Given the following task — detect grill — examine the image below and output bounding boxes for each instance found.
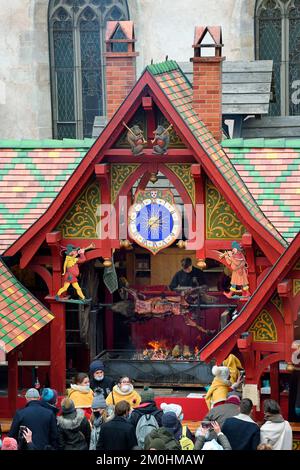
[97,350,214,387]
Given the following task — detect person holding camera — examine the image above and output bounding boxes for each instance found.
[195,420,231,450]
[9,388,58,450]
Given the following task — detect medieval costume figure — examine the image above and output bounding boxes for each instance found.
[151,125,171,155]
[205,365,242,410]
[125,124,146,156]
[219,241,250,299]
[56,244,88,300]
[223,354,243,384]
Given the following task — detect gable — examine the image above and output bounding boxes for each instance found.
[1,60,287,263]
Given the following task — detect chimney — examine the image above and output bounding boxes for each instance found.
[105,21,139,120]
[190,26,224,141]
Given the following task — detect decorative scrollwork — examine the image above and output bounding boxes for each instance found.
[111,164,140,204]
[58,182,100,238]
[165,164,195,206]
[293,279,300,297]
[249,309,277,342]
[206,181,246,239]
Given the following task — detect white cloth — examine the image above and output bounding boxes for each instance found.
[260,420,293,450]
[202,439,224,450]
[233,413,257,424]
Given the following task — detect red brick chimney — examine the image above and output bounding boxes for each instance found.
[190,26,224,141]
[105,21,139,120]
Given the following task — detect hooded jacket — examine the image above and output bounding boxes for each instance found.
[68,385,94,409]
[144,427,181,450]
[106,384,141,409]
[129,401,163,429]
[205,377,231,410]
[57,409,91,450]
[260,414,293,450]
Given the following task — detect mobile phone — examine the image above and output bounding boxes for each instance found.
[201,421,212,429]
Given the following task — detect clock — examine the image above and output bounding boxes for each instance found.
[128,189,181,254]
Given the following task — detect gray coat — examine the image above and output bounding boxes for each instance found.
[203,403,240,428]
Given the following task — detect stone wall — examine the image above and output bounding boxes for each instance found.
[0,0,256,140]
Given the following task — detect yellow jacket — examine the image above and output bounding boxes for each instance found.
[68,386,94,408]
[106,385,141,409]
[205,377,231,410]
[223,354,242,384]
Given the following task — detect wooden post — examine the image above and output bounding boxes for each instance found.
[105,291,114,349]
[270,362,280,403]
[8,351,18,416]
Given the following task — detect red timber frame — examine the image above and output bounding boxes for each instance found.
[3,69,287,393]
[201,232,300,388]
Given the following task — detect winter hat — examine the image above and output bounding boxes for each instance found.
[92,392,107,410]
[212,366,230,381]
[25,388,40,399]
[1,437,18,450]
[61,397,76,415]
[149,438,166,450]
[90,360,105,374]
[41,388,58,405]
[226,394,241,406]
[140,386,155,403]
[160,402,182,418]
[161,411,178,430]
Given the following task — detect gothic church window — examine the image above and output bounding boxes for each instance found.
[49,0,129,139]
[256,0,300,116]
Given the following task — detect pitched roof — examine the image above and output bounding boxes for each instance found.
[0,140,92,254]
[146,61,286,247]
[224,139,300,242]
[200,231,300,363]
[0,258,54,353]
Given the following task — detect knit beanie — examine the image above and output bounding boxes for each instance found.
[89,360,105,374]
[149,438,166,450]
[61,397,76,415]
[140,386,155,403]
[41,388,58,405]
[160,402,182,418]
[25,388,40,399]
[161,411,178,429]
[226,395,241,406]
[92,392,107,410]
[1,437,18,450]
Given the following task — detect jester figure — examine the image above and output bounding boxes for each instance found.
[219,241,251,299]
[56,244,88,300]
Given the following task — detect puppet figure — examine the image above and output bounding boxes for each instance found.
[124,123,147,156]
[56,243,94,301]
[151,125,171,155]
[218,241,250,299]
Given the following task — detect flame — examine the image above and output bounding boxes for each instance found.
[148,340,167,351]
[194,346,200,355]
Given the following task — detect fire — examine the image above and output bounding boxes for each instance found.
[148,340,167,351]
[194,346,199,355]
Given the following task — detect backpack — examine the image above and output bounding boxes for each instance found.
[136,411,160,448]
[179,426,194,451]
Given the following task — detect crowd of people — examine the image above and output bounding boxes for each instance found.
[0,359,293,451]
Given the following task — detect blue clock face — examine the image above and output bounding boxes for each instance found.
[128,196,181,254]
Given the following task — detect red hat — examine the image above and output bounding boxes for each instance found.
[1,437,18,450]
[226,395,241,406]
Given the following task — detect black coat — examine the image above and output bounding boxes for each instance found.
[90,375,114,399]
[129,401,163,429]
[222,416,260,450]
[9,400,58,450]
[96,416,137,451]
[57,409,91,450]
[169,267,206,289]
